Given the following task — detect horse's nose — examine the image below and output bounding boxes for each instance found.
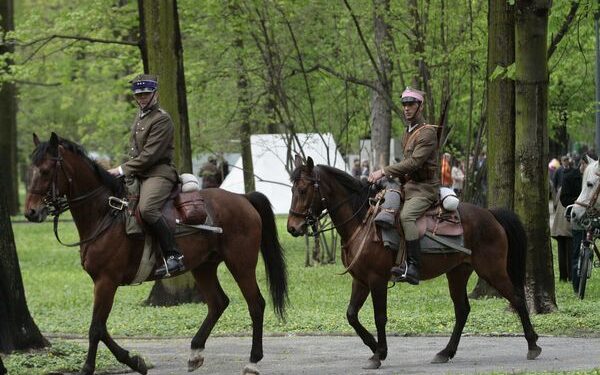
[24,208,36,221]
[287,225,304,237]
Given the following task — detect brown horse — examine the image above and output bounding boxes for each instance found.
[287,156,541,370]
[24,133,288,375]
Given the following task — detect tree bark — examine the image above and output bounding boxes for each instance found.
[0,181,48,352]
[138,0,192,173]
[370,0,392,170]
[471,0,517,300]
[514,0,556,313]
[0,0,19,215]
[138,0,200,306]
[230,0,255,193]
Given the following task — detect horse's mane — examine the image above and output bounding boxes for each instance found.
[31,137,125,196]
[291,164,370,221]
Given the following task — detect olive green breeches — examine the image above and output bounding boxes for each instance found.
[138,176,174,224]
[400,196,435,241]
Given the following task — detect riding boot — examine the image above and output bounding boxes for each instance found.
[150,216,185,277]
[391,239,420,285]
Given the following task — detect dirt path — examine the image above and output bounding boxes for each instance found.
[103,335,600,374]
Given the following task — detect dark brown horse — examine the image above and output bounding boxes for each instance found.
[287,156,541,370]
[24,133,288,375]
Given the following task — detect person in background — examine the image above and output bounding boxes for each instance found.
[108,74,184,277]
[451,158,465,197]
[360,160,370,182]
[351,158,362,179]
[440,152,452,188]
[551,156,575,282]
[199,155,220,189]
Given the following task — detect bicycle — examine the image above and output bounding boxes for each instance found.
[575,215,600,299]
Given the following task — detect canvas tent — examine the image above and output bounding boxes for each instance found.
[220,133,347,214]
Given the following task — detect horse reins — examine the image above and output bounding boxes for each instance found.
[29,150,118,247]
[288,167,370,236]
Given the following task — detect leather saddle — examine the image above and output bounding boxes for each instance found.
[132,184,208,230]
[415,204,463,237]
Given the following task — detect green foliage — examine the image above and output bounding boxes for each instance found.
[3,0,596,167]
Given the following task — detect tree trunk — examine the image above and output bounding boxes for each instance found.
[370,0,392,170]
[138,0,192,173]
[471,0,516,300]
[0,183,48,352]
[0,0,19,215]
[138,0,200,306]
[514,0,556,313]
[229,1,255,193]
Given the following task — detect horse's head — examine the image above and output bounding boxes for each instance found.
[571,156,600,224]
[287,155,326,237]
[24,133,69,222]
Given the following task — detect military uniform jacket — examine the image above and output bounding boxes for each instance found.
[121,104,178,182]
[383,123,440,201]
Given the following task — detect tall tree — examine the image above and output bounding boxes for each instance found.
[138,0,192,173]
[370,0,393,169]
[0,181,48,352]
[471,0,516,299]
[229,0,254,193]
[0,0,19,215]
[514,0,556,313]
[138,0,200,306]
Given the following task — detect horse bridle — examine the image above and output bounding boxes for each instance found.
[289,166,369,236]
[574,171,600,216]
[288,169,325,232]
[28,149,114,247]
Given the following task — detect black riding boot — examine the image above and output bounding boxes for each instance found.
[150,217,185,277]
[391,239,421,285]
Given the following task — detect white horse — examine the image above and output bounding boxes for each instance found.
[570,156,600,224]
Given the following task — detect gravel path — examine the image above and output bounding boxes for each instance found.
[102,335,600,375]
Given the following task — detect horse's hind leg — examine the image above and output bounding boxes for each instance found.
[484,272,541,360]
[188,264,230,372]
[229,261,266,374]
[346,279,380,369]
[432,265,473,364]
[81,278,147,375]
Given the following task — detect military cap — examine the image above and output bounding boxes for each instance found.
[130,74,158,94]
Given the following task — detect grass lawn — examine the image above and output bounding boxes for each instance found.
[4,213,600,374]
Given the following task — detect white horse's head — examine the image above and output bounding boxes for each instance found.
[571,156,600,223]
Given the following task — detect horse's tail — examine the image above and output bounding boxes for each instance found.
[245,191,288,319]
[489,208,527,291]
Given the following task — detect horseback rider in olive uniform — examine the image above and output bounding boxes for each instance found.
[368,87,439,285]
[108,74,185,277]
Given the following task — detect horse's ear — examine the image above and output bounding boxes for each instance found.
[294,154,304,169]
[586,154,597,164]
[50,132,59,145]
[306,156,314,170]
[49,132,59,155]
[33,133,40,146]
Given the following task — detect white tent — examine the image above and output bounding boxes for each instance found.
[220,133,347,214]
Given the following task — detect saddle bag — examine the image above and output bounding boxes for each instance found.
[174,191,207,225]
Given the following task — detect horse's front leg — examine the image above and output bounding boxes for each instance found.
[346,279,380,369]
[369,281,389,364]
[80,277,147,375]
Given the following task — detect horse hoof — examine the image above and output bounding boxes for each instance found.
[132,355,148,375]
[362,357,381,370]
[527,346,542,360]
[242,363,260,375]
[188,348,205,372]
[431,353,450,364]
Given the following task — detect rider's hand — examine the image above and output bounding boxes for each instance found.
[368,168,385,183]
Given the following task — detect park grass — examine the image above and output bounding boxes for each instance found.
[4,214,600,374]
